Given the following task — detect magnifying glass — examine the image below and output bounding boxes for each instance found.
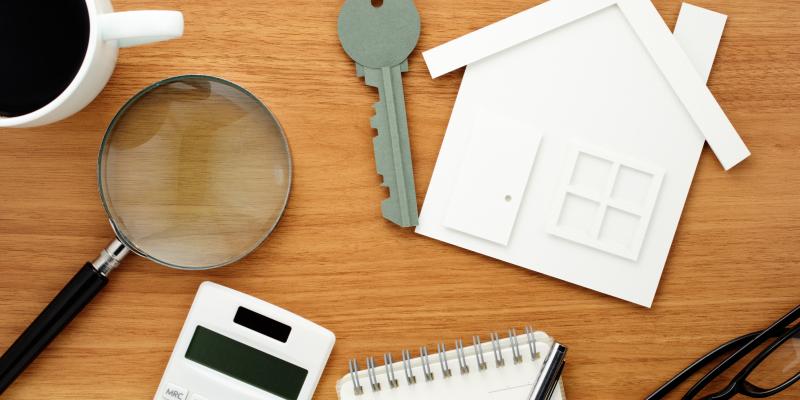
[0,75,292,393]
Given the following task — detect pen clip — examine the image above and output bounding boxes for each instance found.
[528,342,567,400]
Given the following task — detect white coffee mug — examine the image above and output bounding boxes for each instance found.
[0,0,183,128]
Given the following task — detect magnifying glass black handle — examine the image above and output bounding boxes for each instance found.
[0,263,108,394]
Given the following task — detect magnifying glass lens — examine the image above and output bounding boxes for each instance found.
[99,77,291,269]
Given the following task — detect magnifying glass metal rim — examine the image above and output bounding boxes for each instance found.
[96,74,293,271]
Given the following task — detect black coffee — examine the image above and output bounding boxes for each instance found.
[0,1,90,117]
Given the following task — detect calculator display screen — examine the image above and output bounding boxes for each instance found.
[185,326,308,400]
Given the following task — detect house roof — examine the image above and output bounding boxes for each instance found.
[422,0,750,170]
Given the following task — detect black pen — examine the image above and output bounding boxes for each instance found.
[528,342,567,400]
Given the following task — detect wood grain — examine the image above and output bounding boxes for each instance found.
[0,0,798,398]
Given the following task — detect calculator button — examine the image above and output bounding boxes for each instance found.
[188,394,208,400]
[162,383,189,400]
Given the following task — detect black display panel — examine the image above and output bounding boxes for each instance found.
[234,306,292,343]
[185,326,307,400]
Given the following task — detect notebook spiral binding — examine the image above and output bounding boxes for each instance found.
[347,326,541,395]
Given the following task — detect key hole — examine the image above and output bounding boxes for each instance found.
[371,0,384,7]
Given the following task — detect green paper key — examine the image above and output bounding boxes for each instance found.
[338,0,420,228]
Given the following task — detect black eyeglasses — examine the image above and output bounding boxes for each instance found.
[647,305,799,399]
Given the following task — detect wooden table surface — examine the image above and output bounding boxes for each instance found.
[1,0,798,398]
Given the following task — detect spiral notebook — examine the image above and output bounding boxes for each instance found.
[336,327,566,400]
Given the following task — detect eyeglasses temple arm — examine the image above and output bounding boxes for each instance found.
[684,306,800,399]
[645,333,757,400]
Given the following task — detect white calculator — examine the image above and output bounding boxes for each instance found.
[155,282,336,400]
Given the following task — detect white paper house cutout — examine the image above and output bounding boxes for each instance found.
[416,1,748,307]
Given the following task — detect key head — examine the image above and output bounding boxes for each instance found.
[338,0,421,68]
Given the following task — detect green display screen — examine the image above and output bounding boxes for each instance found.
[185,326,308,400]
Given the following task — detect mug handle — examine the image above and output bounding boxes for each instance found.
[99,11,184,49]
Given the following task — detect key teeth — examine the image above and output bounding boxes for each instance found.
[371,107,384,130]
[376,168,415,227]
[370,114,378,130]
[361,64,420,228]
[372,100,386,132]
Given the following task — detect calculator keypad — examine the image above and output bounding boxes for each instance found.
[162,383,189,400]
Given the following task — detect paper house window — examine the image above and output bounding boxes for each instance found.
[548,143,664,261]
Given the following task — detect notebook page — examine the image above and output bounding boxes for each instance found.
[337,333,565,400]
